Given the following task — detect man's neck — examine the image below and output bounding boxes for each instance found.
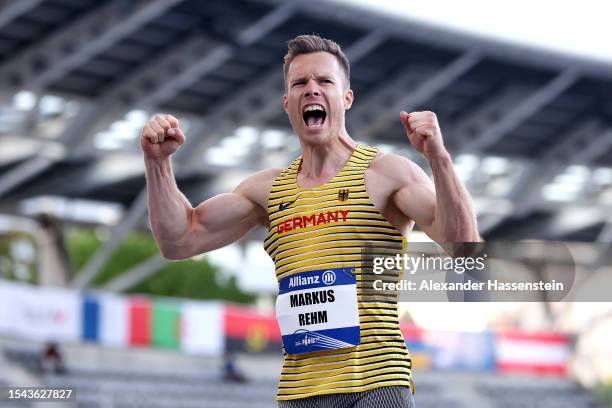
[298,130,357,184]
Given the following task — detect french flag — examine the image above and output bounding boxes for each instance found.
[495,331,571,376]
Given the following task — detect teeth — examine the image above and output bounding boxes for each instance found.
[303,104,325,113]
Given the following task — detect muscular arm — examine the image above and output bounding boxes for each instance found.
[387,110,480,247]
[141,113,278,260]
[146,156,276,260]
[390,153,479,245]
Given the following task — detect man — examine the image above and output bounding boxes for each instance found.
[141,35,478,407]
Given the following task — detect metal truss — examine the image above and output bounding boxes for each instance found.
[479,119,609,235]
[462,68,580,154]
[510,119,606,214]
[0,139,65,196]
[70,35,223,154]
[351,50,481,141]
[71,189,148,288]
[447,86,538,150]
[179,71,283,171]
[103,254,167,292]
[0,0,186,95]
[142,0,298,109]
[0,2,297,198]
[0,0,197,196]
[0,35,211,197]
[348,67,437,142]
[343,29,387,63]
[70,1,297,154]
[0,0,45,30]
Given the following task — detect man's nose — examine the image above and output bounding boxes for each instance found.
[304,79,320,97]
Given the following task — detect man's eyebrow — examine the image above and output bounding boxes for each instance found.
[292,74,334,82]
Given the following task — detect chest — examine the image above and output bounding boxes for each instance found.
[271,186,359,235]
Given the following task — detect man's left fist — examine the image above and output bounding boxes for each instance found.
[400,110,447,158]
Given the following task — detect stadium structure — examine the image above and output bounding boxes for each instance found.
[0,1,611,407]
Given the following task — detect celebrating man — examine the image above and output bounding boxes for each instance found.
[141,34,478,407]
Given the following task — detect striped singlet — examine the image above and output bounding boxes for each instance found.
[264,144,414,401]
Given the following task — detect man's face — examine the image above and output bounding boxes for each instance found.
[284,52,353,143]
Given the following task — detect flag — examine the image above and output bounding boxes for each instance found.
[152,300,180,349]
[128,297,151,346]
[224,305,281,353]
[495,331,571,376]
[99,293,128,347]
[181,301,224,355]
[82,295,100,342]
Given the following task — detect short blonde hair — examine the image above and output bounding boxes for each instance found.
[283,34,350,89]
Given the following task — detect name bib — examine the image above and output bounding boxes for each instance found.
[276,267,360,355]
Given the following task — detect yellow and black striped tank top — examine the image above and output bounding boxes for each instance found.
[264,144,413,401]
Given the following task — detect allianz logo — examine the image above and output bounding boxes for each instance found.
[288,270,336,288]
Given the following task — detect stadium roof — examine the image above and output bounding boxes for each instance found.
[1,0,611,248]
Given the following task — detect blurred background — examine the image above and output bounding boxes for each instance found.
[1,0,612,407]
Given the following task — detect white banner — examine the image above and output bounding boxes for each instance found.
[99,293,128,347]
[0,280,15,333]
[5,281,81,342]
[180,302,224,355]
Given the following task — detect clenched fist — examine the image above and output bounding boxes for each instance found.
[400,111,447,159]
[140,114,185,160]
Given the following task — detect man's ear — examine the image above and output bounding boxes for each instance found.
[283,94,288,114]
[344,88,354,110]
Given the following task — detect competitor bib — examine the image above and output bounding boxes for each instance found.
[276,267,360,355]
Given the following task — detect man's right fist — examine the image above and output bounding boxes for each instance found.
[140,114,185,159]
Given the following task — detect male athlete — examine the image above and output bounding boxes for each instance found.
[141,35,479,407]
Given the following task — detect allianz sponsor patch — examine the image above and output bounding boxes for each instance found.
[276,267,360,354]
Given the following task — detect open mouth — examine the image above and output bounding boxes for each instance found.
[302,104,327,128]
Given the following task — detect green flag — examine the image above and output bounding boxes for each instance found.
[152,300,181,349]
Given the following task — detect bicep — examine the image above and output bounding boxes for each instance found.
[390,162,441,241]
[394,183,436,233]
[176,191,265,257]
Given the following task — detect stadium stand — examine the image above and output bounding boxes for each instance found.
[0,338,606,408]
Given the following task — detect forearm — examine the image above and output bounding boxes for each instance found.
[428,152,479,242]
[144,157,193,253]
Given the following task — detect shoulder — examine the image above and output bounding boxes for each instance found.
[235,167,282,193]
[234,168,283,207]
[241,167,283,186]
[368,151,430,186]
